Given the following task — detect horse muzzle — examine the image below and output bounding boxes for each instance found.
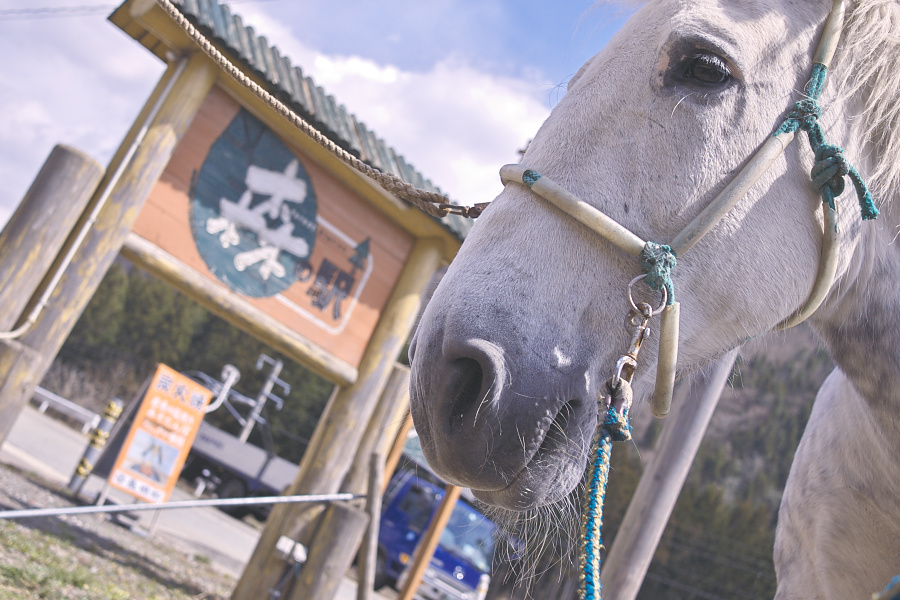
[408,325,597,511]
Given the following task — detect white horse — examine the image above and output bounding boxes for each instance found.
[408,0,900,598]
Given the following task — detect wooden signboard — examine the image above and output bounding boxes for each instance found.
[108,364,212,503]
[130,86,415,369]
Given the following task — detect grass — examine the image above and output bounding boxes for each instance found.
[0,523,90,599]
[0,520,227,599]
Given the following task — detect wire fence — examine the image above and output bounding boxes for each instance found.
[0,492,363,521]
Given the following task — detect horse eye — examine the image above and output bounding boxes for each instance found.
[684,53,732,85]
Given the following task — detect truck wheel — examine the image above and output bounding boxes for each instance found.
[217,478,249,518]
[373,549,390,591]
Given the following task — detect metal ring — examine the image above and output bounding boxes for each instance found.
[612,358,626,386]
[627,274,667,316]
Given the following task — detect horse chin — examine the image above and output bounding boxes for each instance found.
[470,462,582,511]
[470,411,589,512]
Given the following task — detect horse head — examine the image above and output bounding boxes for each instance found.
[409,0,899,530]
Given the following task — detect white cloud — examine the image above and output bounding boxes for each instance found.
[0,16,163,228]
[0,6,553,228]
[236,10,551,207]
[309,54,549,205]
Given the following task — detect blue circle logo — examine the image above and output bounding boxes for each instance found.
[190,109,317,297]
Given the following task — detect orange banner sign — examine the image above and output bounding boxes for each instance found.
[109,364,212,503]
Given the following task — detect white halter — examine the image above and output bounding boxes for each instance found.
[499,0,850,418]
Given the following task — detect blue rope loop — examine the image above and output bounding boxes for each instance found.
[602,405,633,442]
[784,97,822,133]
[774,63,878,220]
[811,143,848,202]
[640,242,677,305]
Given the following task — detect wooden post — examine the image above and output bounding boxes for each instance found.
[397,484,462,600]
[358,453,385,600]
[231,239,442,600]
[0,53,217,445]
[121,233,357,386]
[341,364,410,495]
[285,502,370,600]
[599,350,739,599]
[383,411,413,494]
[0,145,104,331]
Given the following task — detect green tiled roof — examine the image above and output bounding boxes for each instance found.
[172,0,472,240]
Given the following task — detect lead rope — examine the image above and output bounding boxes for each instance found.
[580,382,633,600]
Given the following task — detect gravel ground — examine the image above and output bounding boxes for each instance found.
[0,464,235,599]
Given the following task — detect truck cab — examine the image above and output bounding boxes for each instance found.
[378,469,495,600]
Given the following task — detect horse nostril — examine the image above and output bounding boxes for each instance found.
[448,357,484,430]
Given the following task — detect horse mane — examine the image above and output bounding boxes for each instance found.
[835,0,900,204]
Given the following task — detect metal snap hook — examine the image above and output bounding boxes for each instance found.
[628,274,667,316]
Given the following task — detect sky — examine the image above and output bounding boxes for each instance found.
[0,1,632,228]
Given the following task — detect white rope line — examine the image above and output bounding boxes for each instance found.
[154,0,465,218]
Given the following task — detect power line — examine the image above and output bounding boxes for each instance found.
[643,572,730,600]
[0,4,112,20]
[0,0,281,22]
[661,539,772,576]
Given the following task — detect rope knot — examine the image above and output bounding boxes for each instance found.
[639,242,677,305]
[787,98,821,131]
[773,63,879,221]
[811,144,849,204]
[602,407,632,442]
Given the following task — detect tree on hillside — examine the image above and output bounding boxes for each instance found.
[67,261,128,349]
[56,261,336,463]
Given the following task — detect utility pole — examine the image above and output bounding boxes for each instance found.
[239,355,288,443]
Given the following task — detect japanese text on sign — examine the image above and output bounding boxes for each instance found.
[108,364,212,504]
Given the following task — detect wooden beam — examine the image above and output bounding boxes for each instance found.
[121,233,357,386]
[383,411,413,495]
[357,453,385,600]
[231,238,442,600]
[287,502,369,600]
[0,145,103,332]
[341,364,410,494]
[397,484,462,600]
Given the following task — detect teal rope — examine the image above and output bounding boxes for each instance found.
[579,404,632,600]
[640,242,677,305]
[523,169,542,187]
[774,63,878,220]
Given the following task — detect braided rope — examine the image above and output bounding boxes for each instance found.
[579,403,632,600]
[775,63,878,220]
[640,242,677,305]
[153,0,479,219]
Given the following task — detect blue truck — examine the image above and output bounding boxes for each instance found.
[185,419,499,599]
[376,467,496,600]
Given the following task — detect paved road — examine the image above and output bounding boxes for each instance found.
[0,404,395,600]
